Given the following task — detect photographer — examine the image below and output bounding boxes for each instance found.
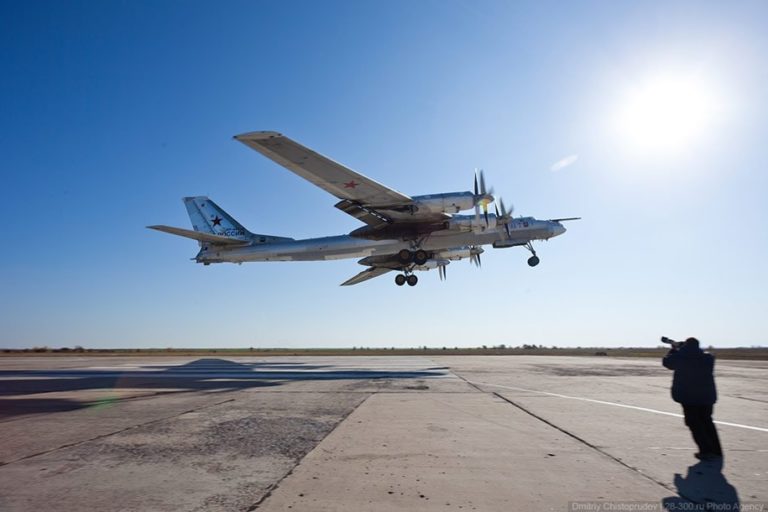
[662,337,723,461]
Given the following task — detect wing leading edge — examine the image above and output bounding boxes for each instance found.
[340,266,393,286]
[234,131,411,207]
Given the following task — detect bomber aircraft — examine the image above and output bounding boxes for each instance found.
[149,132,579,286]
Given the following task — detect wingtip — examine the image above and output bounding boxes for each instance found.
[233,130,283,141]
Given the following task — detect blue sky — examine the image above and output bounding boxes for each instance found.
[2,1,766,348]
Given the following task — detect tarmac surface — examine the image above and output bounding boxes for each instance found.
[0,355,765,511]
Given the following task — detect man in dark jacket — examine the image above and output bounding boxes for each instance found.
[662,337,723,460]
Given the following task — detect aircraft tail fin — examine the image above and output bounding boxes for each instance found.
[148,196,294,248]
[183,196,252,241]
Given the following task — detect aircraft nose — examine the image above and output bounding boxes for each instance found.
[550,222,566,237]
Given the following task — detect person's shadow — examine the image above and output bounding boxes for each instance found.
[662,459,739,510]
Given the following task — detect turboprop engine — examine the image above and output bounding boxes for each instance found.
[409,170,495,215]
[410,192,476,214]
[413,258,450,271]
[435,246,484,261]
[447,214,497,233]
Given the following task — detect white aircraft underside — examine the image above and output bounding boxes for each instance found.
[149,131,577,286]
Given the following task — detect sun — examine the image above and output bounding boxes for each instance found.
[614,74,720,155]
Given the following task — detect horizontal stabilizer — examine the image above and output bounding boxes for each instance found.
[549,217,581,222]
[147,225,251,246]
[340,266,393,286]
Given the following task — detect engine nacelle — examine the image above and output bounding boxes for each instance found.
[413,259,450,271]
[492,240,525,249]
[447,214,497,233]
[411,192,476,214]
[435,246,484,261]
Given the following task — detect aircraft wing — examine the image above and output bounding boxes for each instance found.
[340,266,393,286]
[234,131,412,207]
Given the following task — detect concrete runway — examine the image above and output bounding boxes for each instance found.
[0,356,765,511]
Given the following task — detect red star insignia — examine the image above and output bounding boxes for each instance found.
[211,216,222,226]
[343,180,359,189]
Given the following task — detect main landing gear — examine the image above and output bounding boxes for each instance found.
[397,249,429,265]
[395,273,418,287]
[395,246,428,286]
[525,242,540,267]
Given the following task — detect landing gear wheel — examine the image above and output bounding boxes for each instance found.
[407,275,418,286]
[395,274,406,286]
[397,249,413,264]
[524,242,539,267]
[413,250,428,265]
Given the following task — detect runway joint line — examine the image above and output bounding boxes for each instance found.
[491,391,677,495]
[0,397,236,468]
[247,392,373,511]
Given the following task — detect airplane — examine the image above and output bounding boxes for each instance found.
[149,131,579,286]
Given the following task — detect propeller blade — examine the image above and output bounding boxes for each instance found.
[499,197,513,218]
[479,170,486,195]
[495,203,500,217]
[483,204,489,227]
[469,250,482,268]
[473,171,479,196]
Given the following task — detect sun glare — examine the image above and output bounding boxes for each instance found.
[614,75,720,155]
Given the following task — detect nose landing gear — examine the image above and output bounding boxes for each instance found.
[525,242,540,267]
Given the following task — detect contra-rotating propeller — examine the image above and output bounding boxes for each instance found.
[494,197,514,238]
[473,169,495,226]
[469,245,483,268]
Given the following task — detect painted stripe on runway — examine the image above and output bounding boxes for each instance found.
[471,380,768,433]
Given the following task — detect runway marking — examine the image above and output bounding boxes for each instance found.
[470,381,768,433]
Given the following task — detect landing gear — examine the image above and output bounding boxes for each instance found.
[413,250,428,265]
[398,249,429,265]
[395,272,419,287]
[396,243,429,286]
[525,242,540,267]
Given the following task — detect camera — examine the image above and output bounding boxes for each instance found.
[661,336,683,348]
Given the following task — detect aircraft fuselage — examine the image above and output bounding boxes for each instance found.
[196,216,564,264]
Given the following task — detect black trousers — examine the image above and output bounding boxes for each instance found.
[682,404,722,456]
